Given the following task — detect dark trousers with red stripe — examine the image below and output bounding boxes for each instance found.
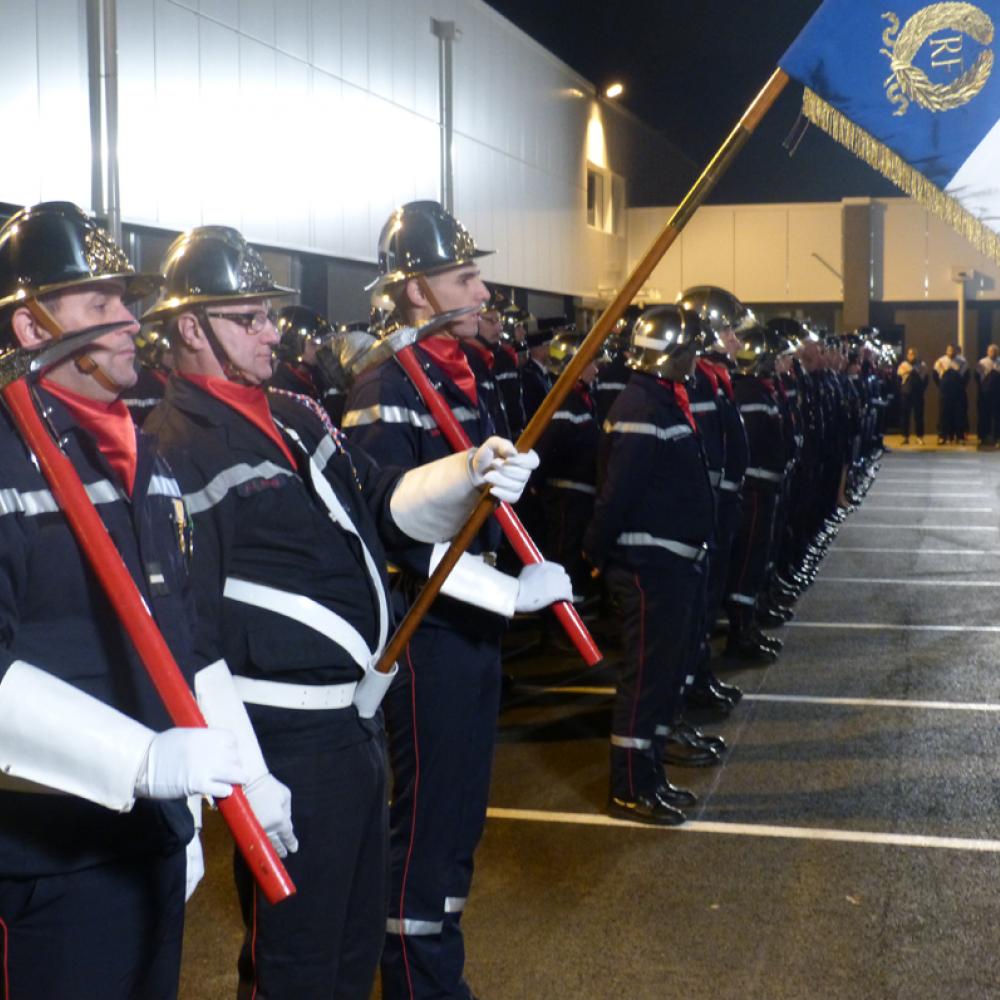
[693,491,743,684]
[725,488,778,633]
[380,625,502,1000]
[606,558,705,799]
[235,706,388,1000]
[0,849,185,1000]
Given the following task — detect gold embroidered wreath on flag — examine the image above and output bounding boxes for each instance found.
[881,2,994,116]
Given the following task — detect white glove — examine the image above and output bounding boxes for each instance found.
[514,561,573,613]
[185,795,204,902]
[185,834,204,902]
[134,728,248,801]
[469,436,539,504]
[245,774,298,858]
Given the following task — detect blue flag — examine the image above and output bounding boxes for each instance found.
[780,1,1000,261]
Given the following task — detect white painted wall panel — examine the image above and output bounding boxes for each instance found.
[311,0,342,77]
[735,208,786,302]
[880,200,928,302]
[1,1,44,208]
[682,211,735,294]
[340,0,368,92]
[200,0,238,29]
[239,0,275,46]
[788,205,842,301]
[275,0,308,61]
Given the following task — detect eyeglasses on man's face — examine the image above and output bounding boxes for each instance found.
[204,308,278,335]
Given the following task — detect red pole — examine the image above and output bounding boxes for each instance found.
[394,346,602,666]
[2,379,295,905]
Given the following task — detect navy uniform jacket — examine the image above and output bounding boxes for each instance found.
[584,372,715,573]
[270,360,345,428]
[535,382,599,495]
[145,377,409,687]
[0,387,196,877]
[689,361,725,489]
[520,358,553,422]
[705,357,748,495]
[462,341,511,439]
[342,346,506,640]
[122,366,169,427]
[493,344,525,437]
[595,354,631,426]
[733,373,786,493]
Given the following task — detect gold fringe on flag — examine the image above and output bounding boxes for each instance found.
[802,87,1000,265]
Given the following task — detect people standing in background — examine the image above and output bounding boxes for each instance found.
[976,344,1000,448]
[933,344,969,445]
[896,347,928,445]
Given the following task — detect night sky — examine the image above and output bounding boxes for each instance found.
[485,0,900,204]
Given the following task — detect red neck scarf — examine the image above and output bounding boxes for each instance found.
[576,381,594,412]
[656,377,697,432]
[711,362,735,401]
[419,334,478,404]
[468,338,496,371]
[696,358,720,393]
[284,363,319,395]
[500,343,518,365]
[183,374,296,467]
[41,378,138,497]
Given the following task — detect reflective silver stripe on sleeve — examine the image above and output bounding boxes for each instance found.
[278,422,390,654]
[745,467,782,483]
[183,461,293,515]
[719,478,742,493]
[149,475,182,499]
[224,578,373,671]
[688,401,718,413]
[324,387,343,398]
[708,470,722,486]
[616,533,704,560]
[495,371,520,382]
[598,381,627,391]
[444,897,467,914]
[341,403,476,430]
[0,479,124,518]
[121,397,162,408]
[386,918,444,936]
[784,389,798,398]
[739,403,780,416]
[547,478,597,495]
[727,592,756,606]
[603,420,692,441]
[610,735,652,750]
[552,411,595,424]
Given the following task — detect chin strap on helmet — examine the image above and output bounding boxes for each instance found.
[197,307,270,387]
[25,299,125,395]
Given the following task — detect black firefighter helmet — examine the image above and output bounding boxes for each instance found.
[0,201,162,338]
[141,225,295,323]
[367,200,493,294]
[677,285,754,336]
[276,305,333,363]
[734,325,793,376]
[628,305,705,382]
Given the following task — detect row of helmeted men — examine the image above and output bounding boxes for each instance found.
[129,270,891,828]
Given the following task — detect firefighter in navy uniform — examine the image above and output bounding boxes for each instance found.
[123,326,173,426]
[594,306,640,424]
[496,305,529,435]
[534,329,603,596]
[585,306,719,826]
[677,286,751,696]
[0,203,291,1000]
[342,201,572,1000]
[144,223,536,1000]
[520,316,561,421]
[271,304,344,421]
[461,295,512,438]
[724,326,788,662]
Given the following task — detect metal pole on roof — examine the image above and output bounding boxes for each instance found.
[431,19,457,214]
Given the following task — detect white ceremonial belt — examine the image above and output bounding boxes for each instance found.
[224,577,374,671]
[233,676,357,711]
[719,478,742,493]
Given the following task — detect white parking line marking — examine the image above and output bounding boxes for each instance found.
[788,622,1000,633]
[838,525,998,531]
[816,577,1000,587]
[852,507,994,512]
[486,808,1000,853]
[824,547,996,554]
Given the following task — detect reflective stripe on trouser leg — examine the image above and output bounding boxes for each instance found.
[606,561,701,799]
[725,489,777,632]
[380,625,501,1000]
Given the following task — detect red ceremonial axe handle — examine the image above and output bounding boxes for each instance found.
[2,379,295,905]
[395,346,602,667]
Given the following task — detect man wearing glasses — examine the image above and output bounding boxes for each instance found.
[143,225,538,999]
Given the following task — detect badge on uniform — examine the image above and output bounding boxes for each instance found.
[172,497,194,561]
